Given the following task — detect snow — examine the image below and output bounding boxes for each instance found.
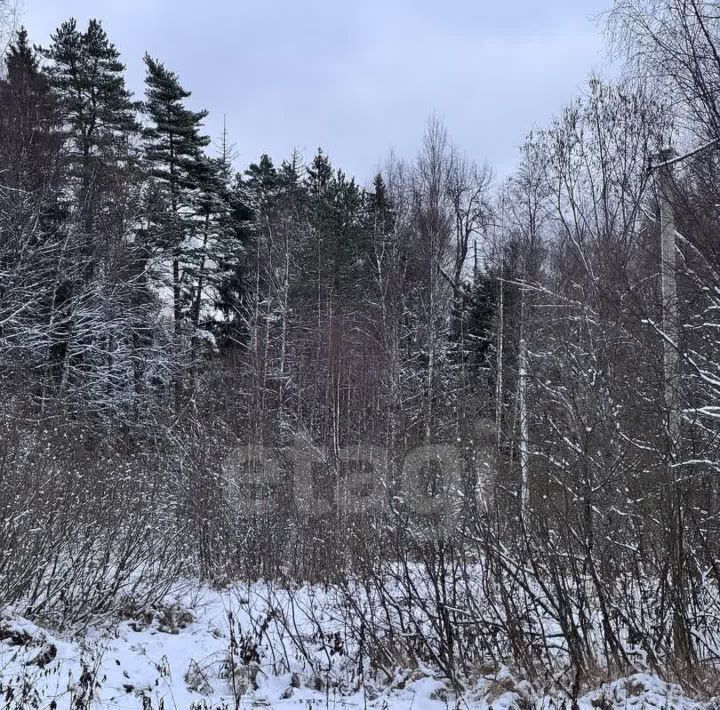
[0,581,716,709]
[0,582,450,709]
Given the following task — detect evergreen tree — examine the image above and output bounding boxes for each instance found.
[43,17,140,286]
[0,27,59,193]
[214,171,253,339]
[244,153,279,213]
[0,28,74,394]
[43,19,138,186]
[299,149,373,306]
[306,148,333,197]
[6,26,38,80]
[39,21,161,415]
[142,54,210,330]
[368,172,395,260]
[187,149,247,330]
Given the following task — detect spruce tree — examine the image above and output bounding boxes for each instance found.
[298,149,373,306]
[1,28,59,193]
[6,27,38,80]
[0,28,76,394]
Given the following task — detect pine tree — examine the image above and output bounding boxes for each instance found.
[43,16,140,296]
[188,148,246,330]
[214,170,253,339]
[43,19,138,194]
[39,21,160,417]
[142,54,210,331]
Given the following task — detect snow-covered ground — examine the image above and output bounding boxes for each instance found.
[0,581,715,709]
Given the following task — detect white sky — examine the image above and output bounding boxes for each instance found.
[22,0,615,183]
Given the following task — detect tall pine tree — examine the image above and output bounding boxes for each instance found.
[43,18,138,231]
[142,54,210,331]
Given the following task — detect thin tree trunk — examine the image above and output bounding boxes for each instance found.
[518,290,530,520]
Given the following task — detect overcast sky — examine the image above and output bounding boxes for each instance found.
[22,0,613,183]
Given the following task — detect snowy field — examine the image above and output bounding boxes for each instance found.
[0,581,715,709]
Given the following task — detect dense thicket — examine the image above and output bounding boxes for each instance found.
[2,2,720,701]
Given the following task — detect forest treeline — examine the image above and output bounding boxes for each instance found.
[2,0,720,699]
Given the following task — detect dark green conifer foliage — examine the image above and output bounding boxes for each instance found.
[43,17,140,276]
[44,19,138,170]
[299,149,373,306]
[142,54,211,329]
[188,150,247,329]
[1,27,59,194]
[7,26,38,78]
[143,55,210,201]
